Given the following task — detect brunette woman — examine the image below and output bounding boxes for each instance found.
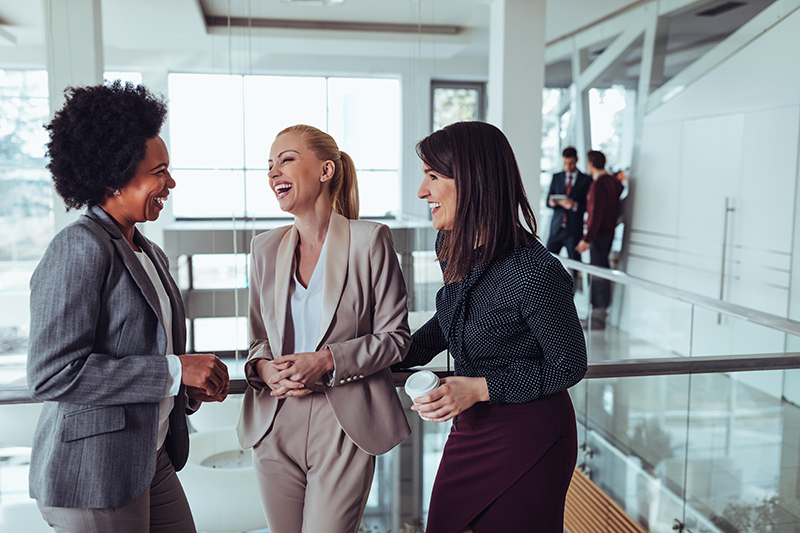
[395,121,587,533]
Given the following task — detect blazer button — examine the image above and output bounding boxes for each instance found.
[358,374,364,379]
[346,377,353,382]
[339,379,346,384]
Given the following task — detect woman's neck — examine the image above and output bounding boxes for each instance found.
[98,203,139,251]
[294,204,333,248]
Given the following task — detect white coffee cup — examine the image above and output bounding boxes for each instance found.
[404,370,440,402]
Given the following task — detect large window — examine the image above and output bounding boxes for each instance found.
[0,70,51,363]
[167,74,401,219]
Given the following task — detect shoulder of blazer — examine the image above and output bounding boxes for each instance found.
[251,224,293,255]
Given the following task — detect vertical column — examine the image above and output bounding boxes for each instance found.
[570,41,592,163]
[43,0,104,230]
[487,0,546,214]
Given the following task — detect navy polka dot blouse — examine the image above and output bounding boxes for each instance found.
[395,233,588,404]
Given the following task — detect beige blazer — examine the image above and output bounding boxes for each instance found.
[237,212,412,455]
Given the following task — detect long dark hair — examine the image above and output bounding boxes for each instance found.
[416,121,537,283]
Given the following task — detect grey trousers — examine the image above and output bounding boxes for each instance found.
[252,392,375,533]
[37,446,196,533]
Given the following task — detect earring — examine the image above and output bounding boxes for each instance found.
[112,189,120,197]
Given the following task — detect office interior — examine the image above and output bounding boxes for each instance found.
[2,0,800,531]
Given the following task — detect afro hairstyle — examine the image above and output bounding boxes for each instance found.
[45,80,167,210]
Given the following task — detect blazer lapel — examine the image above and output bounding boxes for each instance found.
[316,212,349,349]
[274,225,298,355]
[85,206,165,330]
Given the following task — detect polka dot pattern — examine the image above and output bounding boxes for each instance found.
[396,234,588,404]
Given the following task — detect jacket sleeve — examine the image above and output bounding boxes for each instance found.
[392,314,448,371]
[326,224,411,384]
[546,174,559,211]
[483,259,587,404]
[244,237,275,392]
[27,225,169,405]
[584,181,608,243]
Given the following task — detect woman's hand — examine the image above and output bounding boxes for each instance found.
[179,354,229,397]
[410,377,490,422]
[186,384,228,403]
[271,349,335,390]
[255,358,313,399]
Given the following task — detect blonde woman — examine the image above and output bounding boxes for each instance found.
[237,125,411,533]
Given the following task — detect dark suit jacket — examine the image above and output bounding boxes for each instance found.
[27,205,192,509]
[546,171,592,240]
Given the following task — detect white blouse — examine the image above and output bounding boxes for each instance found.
[135,250,181,450]
[289,232,329,355]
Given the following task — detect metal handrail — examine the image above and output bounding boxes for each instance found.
[558,256,800,337]
[5,352,800,405]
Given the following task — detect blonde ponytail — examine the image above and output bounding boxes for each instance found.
[332,150,359,220]
[276,124,360,220]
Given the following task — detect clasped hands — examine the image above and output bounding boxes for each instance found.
[256,349,335,399]
[179,354,230,403]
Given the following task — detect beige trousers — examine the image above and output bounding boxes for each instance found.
[37,446,196,533]
[252,392,375,533]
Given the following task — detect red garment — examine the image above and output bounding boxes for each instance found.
[583,172,623,243]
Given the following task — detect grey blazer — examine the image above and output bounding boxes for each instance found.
[27,205,192,509]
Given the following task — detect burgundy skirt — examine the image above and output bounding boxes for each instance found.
[425,390,578,533]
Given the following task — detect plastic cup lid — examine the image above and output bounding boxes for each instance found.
[405,371,439,398]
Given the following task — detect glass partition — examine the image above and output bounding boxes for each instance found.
[574,366,800,532]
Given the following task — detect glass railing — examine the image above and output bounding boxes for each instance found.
[4,256,800,532]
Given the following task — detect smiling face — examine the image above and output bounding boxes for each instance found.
[418,162,457,231]
[102,135,174,230]
[268,131,332,216]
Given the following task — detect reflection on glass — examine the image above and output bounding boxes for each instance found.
[432,88,479,131]
[691,307,788,357]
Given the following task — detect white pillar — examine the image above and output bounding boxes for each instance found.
[43,0,104,230]
[487,0,546,223]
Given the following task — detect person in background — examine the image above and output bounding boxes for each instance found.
[394,121,587,533]
[237,124,411,533]
[28,81,229,533]
[545,146,592,290]
[576,150,625,329]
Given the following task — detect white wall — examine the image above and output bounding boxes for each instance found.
[624,8,800,397]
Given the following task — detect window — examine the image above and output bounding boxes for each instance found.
[0,70,51,362]
[167,74,402,219]
[430,80,486,131]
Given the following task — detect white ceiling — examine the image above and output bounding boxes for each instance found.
[0,0,644,63]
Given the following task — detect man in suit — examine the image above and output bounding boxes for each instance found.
[546,146,592,289]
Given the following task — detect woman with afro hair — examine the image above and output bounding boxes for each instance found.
[27,81,229,533]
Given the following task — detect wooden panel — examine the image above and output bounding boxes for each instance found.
[564,469,646,533]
